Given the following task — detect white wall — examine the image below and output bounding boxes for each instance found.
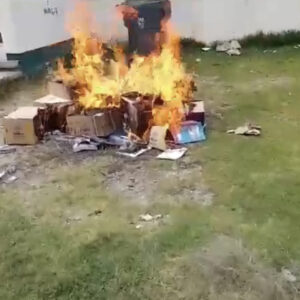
[0,0,127,54]
[172,0,300,43]
[1,0,300,54]
[0,0,70,54]
[0,45,7,61]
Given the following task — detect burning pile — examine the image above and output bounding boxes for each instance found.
[56,2,195,136]
[2,2,206,160]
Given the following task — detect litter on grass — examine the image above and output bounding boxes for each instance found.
[139,214,163,222]
[216,40,241,56]
[157,148,187,161]
[227,123,261,136]
[117,147,150,158]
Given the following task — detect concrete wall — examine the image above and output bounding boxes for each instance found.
[0,45,7,61]
[0,0,70,54]
[172,0,300,44]
[0,0,127,54]
[1,0,300,55]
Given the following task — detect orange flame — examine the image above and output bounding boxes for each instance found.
[58,1,194,130]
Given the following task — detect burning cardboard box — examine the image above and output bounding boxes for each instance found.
[34,94,72,107]
[185,100,205,125]
[67,110,118,137]
[107,108,123,132]
[93,112,116,137]
[34,94,72,132]
[121,95,154,137]
[121,96,141,133]
[48,80,72,100]
[3,107,45,145]
[67,115,95,137]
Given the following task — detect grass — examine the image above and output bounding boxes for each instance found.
[182,30,300,49]
[1,46,300,299]
[184,46,300,266]
[239,30,300,48]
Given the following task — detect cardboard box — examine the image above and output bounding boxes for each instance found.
[121,96,153,137]
[34,95,71,132]
[93,113,114,137]
[67,111,115,137]
[109,108,123,131]
[48,80,72,100]
[186,100,205,125]
[34,94,72,107]
[3,107,42,145]
[67,115,96,137]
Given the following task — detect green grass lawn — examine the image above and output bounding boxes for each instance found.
[185,46,300,266]
[1,46,300,299]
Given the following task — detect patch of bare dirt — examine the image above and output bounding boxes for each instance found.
[105,155,213,206]
[0,138,212,207]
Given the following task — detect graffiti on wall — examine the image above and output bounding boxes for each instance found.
[43,0,59,15]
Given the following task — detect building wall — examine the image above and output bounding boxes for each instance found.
[172,0,300,43]
[0,46,7,61]
[1,0,300,55]
[0,0,127,54]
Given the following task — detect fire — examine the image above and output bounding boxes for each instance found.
[58,1,194,131]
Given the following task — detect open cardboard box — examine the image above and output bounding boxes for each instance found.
[67,109,123,137]
[3,106,44,145]
[34,94,72,107]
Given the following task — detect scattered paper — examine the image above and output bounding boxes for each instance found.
[216,40,242,56]
[139,214,154,222]
[72,137,100,153]
[135,224,143,229]
[157,148,188,161]
[216,41,231,52]
[107,135,128,147]
[202,47,211,52]
[139,214,163,222]
[0,171,7,180]
[117,147,150,158]
[230,40,241,49]
[227,48,241,56]
[227,124,261,136]
[136,214,166,229]
[73,142,98,153]
[0,145,16,154]
[5,176,18,184]
[0,165,17,183]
